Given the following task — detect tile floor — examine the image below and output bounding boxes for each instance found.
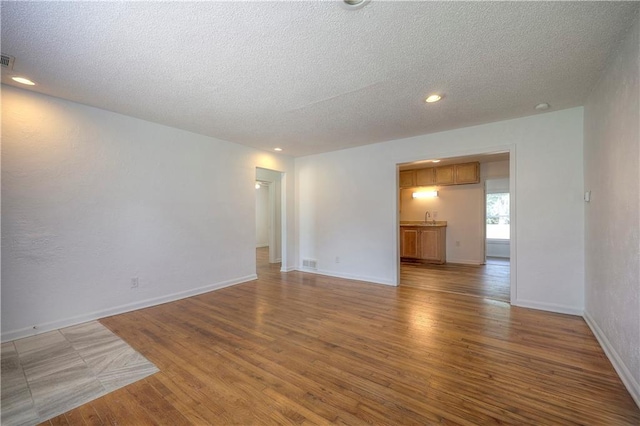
[1,321,158,426]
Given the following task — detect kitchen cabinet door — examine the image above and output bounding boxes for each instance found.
[400,228,420,258]
[435,165,455,185]
[454,162,480,184]
[420,227,446,264]
[415,168,435,186]
[399,170,416,188]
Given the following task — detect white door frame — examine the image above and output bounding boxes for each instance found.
[256,167,286,268]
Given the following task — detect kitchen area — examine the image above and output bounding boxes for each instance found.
[399,160,482,265]
[398,154,511,301]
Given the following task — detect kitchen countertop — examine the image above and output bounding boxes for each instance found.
[400,221,447,227]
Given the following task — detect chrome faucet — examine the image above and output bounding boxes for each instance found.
[425,211,431,223]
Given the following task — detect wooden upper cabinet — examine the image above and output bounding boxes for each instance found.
[415,168,435,186]
[454,162,480,184]
[399,170,416,188]
[435,165,455,185]
[400,161,480,188]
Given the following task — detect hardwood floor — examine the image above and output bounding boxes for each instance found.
[401,258,510,302]
[41,250,639,425]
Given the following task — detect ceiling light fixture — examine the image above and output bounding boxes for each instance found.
[274,147,283,152]
[430,159,441,163]
[535,103,550,111]
[341,0,371,10]
[425,94,442,103]
[12,76,35,86]
[255,183,261,189]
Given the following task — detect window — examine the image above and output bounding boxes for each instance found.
[486,193,510,239]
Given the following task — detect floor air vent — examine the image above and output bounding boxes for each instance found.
[1,54,15,70]
[302,259,317,269]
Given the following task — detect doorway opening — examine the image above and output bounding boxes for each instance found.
[397,151,512,303]
[255,167,284,276]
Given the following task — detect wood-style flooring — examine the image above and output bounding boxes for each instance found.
[401,257,510,302]
[41,248,639,425]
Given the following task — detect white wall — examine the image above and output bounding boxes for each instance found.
[296,107,584,313]
[255,185,269,247]
[482,160,510,181]
[1,85,295,341]
[583,15,640,405]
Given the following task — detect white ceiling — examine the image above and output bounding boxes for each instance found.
[1,1,638,157]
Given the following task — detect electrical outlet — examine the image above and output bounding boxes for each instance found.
[131,277,139,289]
[335,256,340,264]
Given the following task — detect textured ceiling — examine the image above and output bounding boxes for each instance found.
[1,1,638,157]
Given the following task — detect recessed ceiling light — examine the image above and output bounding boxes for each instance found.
[12,76,35,86]
[340,0,371,10]
[425,95,442,103]
[430,159,441,163]
[535,103,550,111]
[274,147,283,152]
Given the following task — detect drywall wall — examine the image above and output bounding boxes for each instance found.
[482,160,510,181]
[583,15,640,405]
[400,183,484,264]
[296,107,584,313]
[1,85,295,341]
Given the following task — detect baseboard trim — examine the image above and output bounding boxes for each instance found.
[511,299,583,316]
[280,266,296,272]
[1,274,257,343]
[447,259,485,265]
[583,311,640,408]
[297,267,396,287]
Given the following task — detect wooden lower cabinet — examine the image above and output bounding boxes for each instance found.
[400,226,446,264]
[400,228,420,258]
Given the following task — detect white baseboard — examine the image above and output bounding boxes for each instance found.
[1,274,257,343]
[447,259,485,265]
[511,298,584,316]
[583,311,640,408]
[280,266,296,272]
[297,267,397,287]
